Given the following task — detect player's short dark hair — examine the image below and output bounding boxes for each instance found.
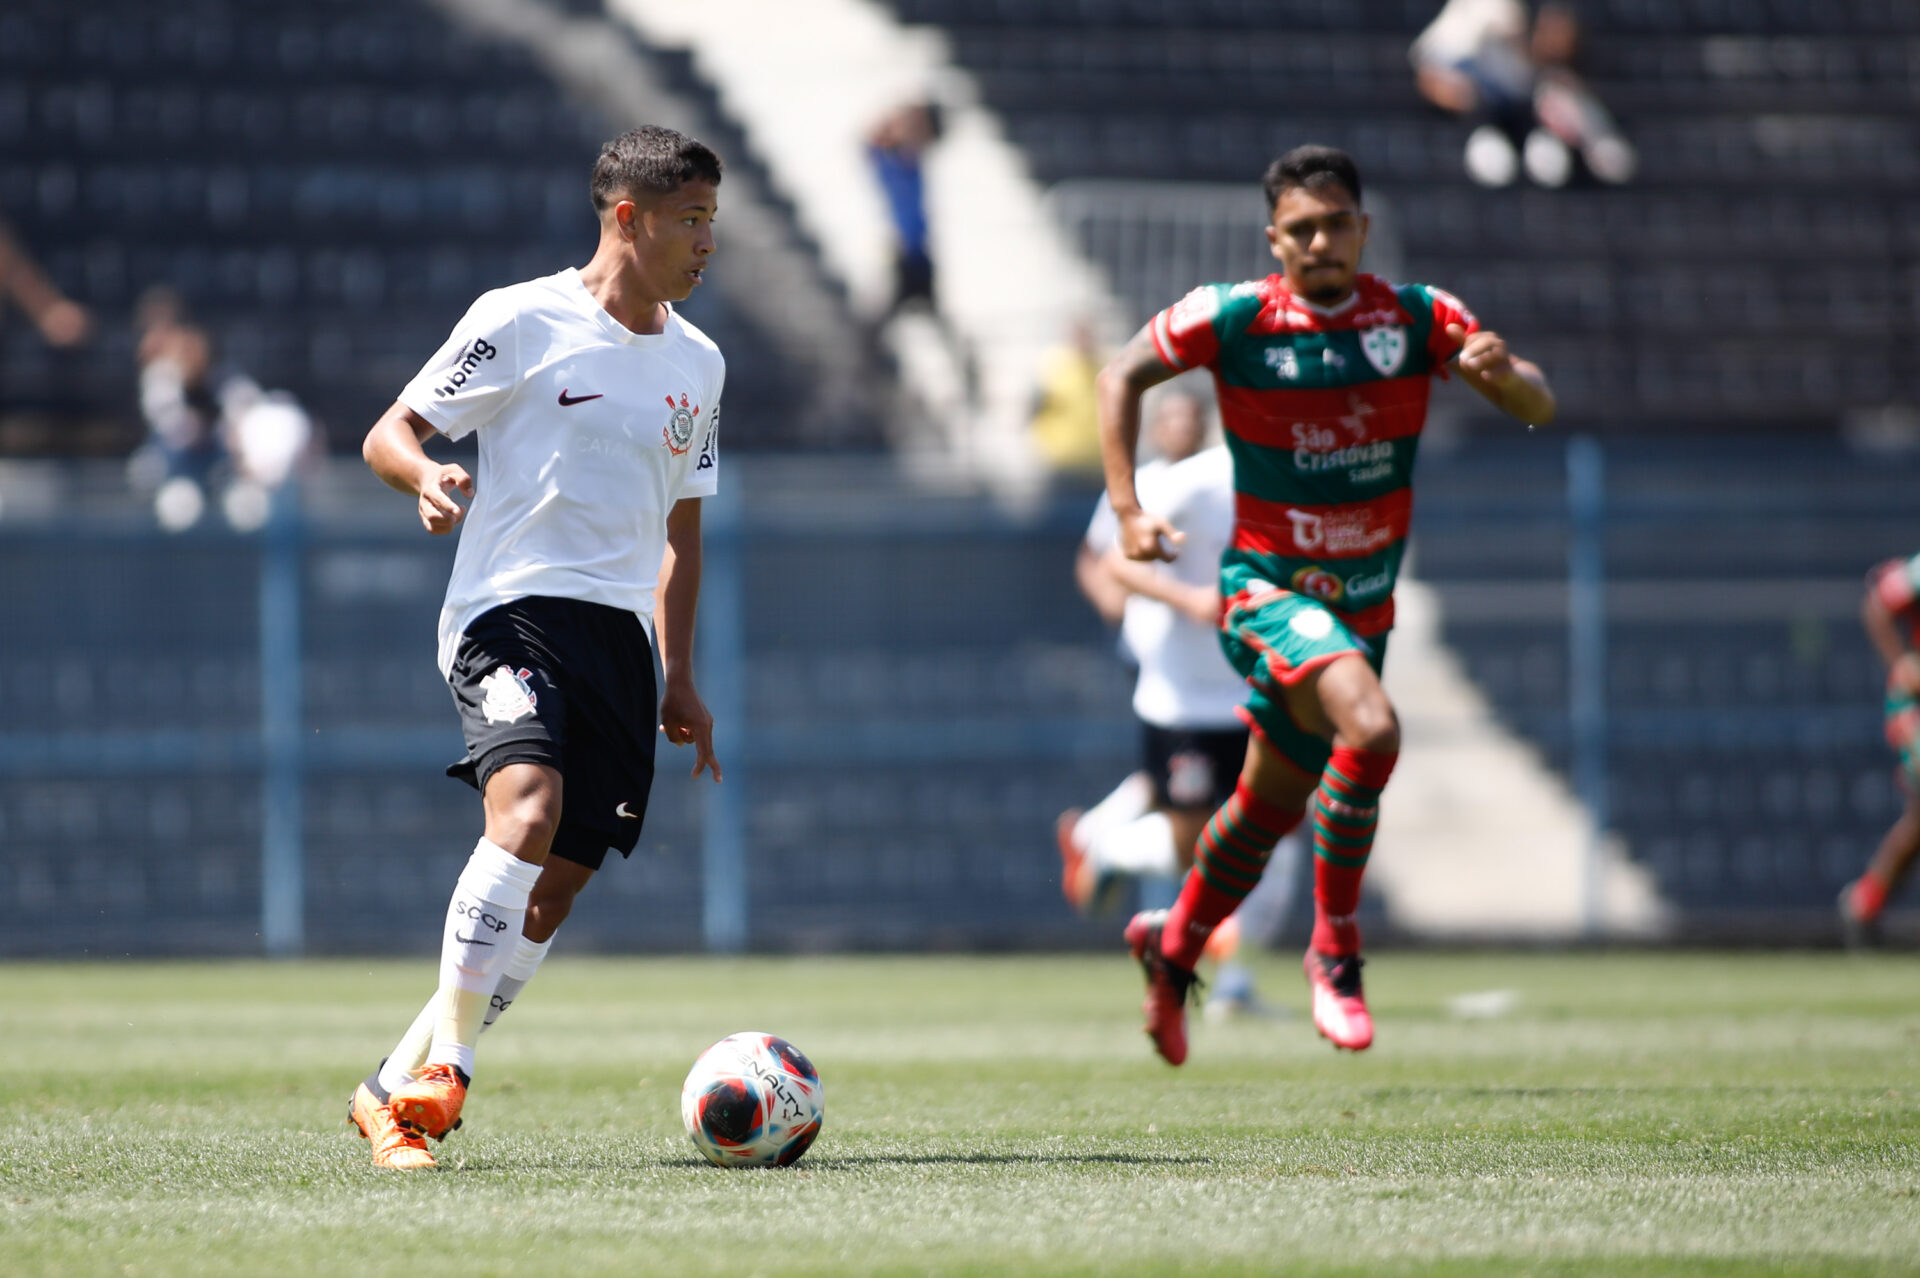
[591,126,723,211]
[1263,145,1363,212]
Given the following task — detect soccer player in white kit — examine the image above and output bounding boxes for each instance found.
[1061,395,1248,909]
[1061,394,1301,1013]
[347,126,725,1169]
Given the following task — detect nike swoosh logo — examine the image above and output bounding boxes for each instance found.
[454,933,495,946]
[616,802,639,819]
[558,389,603,406]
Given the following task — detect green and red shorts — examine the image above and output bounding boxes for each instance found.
[1218,587,1386,777]
[1885,679,1920,794]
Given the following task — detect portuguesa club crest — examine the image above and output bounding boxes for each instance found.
[663,393,700,455]
[1359,324,1406,377]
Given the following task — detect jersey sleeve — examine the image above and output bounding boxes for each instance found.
[676,360,723,501]
[1873,555,1920,614]
[398,292,521,442]
[1412,283,1481,372]
[1148,283,1238,372]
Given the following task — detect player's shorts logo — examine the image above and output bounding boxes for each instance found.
[479,665,538,724]
[1290,567,1344,603]
[1289,607,1336,641]
[1360,324,1407,377]
[1166,751,1215,807]
[663,393,700,456]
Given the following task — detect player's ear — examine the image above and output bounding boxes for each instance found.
[1358,210,1370,251]
[1263,221,1283,261]
[613,199,639,241]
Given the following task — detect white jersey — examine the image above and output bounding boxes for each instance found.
[1085,446,1244,730]
[399,268,722,675]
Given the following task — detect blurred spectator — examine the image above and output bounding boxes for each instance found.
[867,101,941,316]
[1412,0,1634,188]
[1028,318,1105,480]
[0,216,92,347]
[1529,3,1637,186]
[131,287,314,532]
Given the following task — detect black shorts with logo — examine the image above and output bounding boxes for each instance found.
[1142,723,1249,812]
[445,595,658,871]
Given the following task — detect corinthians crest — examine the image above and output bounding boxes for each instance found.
[479,666,538,724]
[663,393,701,455]
[1359,324,1407,377]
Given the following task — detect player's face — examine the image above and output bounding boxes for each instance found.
[619,179,718,302]
[1150,396,1204,462]
[1265,184,1368,306]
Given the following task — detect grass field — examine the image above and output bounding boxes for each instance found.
[4,952,1918,1277]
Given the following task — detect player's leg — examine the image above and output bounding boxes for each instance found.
[386,762,557,1140]
[1842,797,1920,946]
[1128,736,1318,1064]
[1058,766,1156,913]
[1283,652,1399,1051]
[1841,691,1920,946]
[481,853,592,1029]
[1073,729,1213,912]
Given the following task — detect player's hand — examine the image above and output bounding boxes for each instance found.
[1447,323,1517,392]
[1117,506,1183,562]
[417,464,473,534]
[660,680,722,782]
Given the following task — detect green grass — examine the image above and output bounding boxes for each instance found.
[3,953,1918,1276]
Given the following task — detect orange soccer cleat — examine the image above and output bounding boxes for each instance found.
[348,1075,436,1170]
[386,1063,469,1142]
[1303,949,1373,1052]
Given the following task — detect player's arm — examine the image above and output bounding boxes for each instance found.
[1075,543,1129,627]
[656,496,721,782]
[1102,549,1220,627]
[1862,568,1920,694]
[1096,325,1186,562]
[1445,322,1557,426]
[362,402,473,535]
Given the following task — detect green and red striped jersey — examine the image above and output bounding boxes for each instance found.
[1150,272,1478,638]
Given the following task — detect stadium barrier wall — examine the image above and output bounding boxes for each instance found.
[1,440,1914,956]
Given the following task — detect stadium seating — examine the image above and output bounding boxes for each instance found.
[1415,437,1920,929]
[0,0,849,453]
[884,0,1920,434]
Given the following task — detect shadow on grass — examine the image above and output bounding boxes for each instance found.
[448,1151,1213,1174]
[802,1152,1213,1168]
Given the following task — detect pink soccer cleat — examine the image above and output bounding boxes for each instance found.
[1303,948,1373,1052]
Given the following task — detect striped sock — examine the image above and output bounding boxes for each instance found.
[1310,746,1398,957]
[1162,781,1304,969]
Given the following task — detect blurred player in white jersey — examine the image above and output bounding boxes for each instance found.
[1060,392,1301,1011]
[346,126,725,1169]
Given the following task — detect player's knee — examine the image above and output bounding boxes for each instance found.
[485,764,563,853]
[1344,697,1400,757]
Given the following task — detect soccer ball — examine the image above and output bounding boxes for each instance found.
[680,1031,824,1167]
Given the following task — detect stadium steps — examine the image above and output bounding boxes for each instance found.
[608,0,1121,492]
[883,0,1920,437]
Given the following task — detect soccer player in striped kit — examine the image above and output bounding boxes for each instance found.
[1097,146,1556,1062]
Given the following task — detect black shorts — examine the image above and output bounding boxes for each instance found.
[1142,723,1248,812]
[445,596,658,871]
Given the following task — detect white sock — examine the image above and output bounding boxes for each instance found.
[1086,810,1180,878]
[376,993,442,1095]
[482,933,553,1031]
[1073,771,1154,848]
[423,838,543,1078]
